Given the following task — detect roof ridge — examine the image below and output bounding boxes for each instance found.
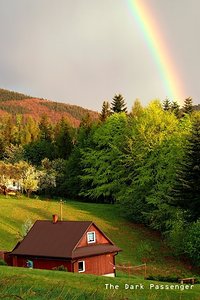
[36,220,93,223]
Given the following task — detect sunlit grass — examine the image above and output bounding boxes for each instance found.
[0,266,199,300]
[0,195,197,277]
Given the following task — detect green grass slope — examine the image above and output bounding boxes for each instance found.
[0,196,197,278]
[0,266,200,300]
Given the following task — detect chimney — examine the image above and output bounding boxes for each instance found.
[52,214,58,224]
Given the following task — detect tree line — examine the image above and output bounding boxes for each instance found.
[0,94,199,265]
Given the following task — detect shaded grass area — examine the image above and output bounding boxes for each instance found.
[0,266,200,300]
[0,195,198,277]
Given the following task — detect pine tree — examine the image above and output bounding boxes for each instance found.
[183,97,193,114]
[39,115,53,142]
[163,98,171,111]
[100,101,111,122]
[172,115,200,221]
[54,118,73,159]
[111,94,127,114]
[171,101,180,117]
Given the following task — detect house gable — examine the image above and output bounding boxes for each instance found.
[76,223,112,248]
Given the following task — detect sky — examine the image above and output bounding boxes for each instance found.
[0,0,200,111]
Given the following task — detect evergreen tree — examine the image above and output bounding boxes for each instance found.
[163,98,171,111]
[111,94,127,114]
[78,113,94,146]
[183,97,193,114]
[172,114,200,221]
[100,101,111,122]
[79,113,93,129]
[54,118,73,159]
[24,140,55,165]
[171,101,180,117]
[39,115,53,142]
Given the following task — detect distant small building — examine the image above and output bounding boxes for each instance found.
[0,180,21,195]
[10,215,121,277]
[6,180,21,191]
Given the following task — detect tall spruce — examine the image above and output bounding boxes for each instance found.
[172,114,200,221]
[111,94,127,114]
[163,98,171,111]
[183,97,193,114]
[39,115,53,142]
[100,101,111,122]
[54,118,73,159]
[171,101,180,117]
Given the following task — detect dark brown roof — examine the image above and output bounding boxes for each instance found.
[11,220,121,259]
[11,221,92,258]
[72,244,121,259]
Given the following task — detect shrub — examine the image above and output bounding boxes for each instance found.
[184,220,200,266]
[52,265,68,272]
[136,241,155,262]
[0,258,7,266]
[165,214,187,256]
[147,275,179,282]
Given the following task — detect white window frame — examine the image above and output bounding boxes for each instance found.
[78,260,85,273]
[87,231,96,243]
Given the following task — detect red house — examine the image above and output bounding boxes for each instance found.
[10,215,121,276]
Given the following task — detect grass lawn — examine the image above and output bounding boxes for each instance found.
[0,194,200,300]
[0,195,197,278]
[0,266,200,300]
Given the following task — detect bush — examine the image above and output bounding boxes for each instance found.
[184,220,200,266]
[52,265,68,272]
[136,241,155,262]
[147,275,179,282]
[165,213,186,256]
[0,258,7,266]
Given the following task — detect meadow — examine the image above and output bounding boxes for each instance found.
[1,266,200,300]
[0,195,199,299]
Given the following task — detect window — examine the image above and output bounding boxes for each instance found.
[78,261,85,272]
[87,231,96,243]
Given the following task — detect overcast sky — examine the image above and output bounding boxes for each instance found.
[0,0,200,111]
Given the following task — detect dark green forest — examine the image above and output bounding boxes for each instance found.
[0,88,33,101]
[0,95,200,266]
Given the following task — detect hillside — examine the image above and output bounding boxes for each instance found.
[0,267,199,300]
[193,104,200,111]
[0,196,198,278]
[0,196,200,300]
[0,88,99,126]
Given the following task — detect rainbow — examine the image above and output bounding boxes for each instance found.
[127,0,185,103]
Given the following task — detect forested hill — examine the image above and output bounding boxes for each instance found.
[194,104,200,111]
[0,88,98,126]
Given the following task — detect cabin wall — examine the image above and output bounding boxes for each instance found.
[73,254,115,276]
[77,224,109,248]
[0,251,12,265]
[12,256,72,271]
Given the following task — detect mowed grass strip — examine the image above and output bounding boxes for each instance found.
[0,266,200,300]
[0,195,197,277]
